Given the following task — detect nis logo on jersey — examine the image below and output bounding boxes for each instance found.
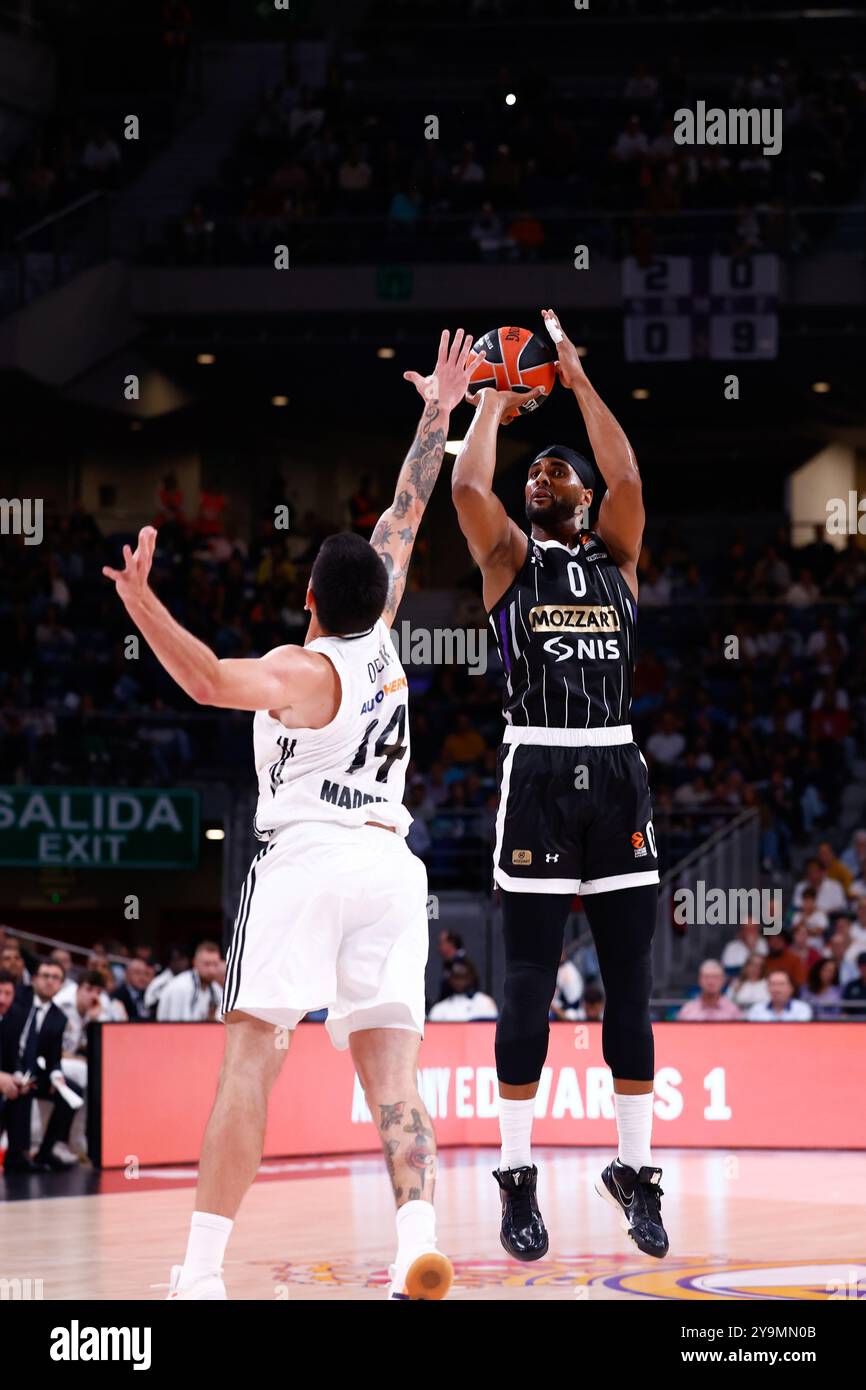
[528,604,622,662]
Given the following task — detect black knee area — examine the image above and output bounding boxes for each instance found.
[583,884,657,1082]
[495,889,572,1087]
[496,962,558,1085]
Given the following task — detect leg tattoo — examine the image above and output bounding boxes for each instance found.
[376,1098,437,1204]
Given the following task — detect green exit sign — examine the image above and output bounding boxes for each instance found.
[0,787,200,869]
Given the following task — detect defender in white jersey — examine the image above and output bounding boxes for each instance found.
[103,328,483,1302]
[226,617,421,1040]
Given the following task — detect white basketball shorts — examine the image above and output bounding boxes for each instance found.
[222,820,429,1048]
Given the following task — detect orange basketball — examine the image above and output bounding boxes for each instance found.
[468,326,556,414]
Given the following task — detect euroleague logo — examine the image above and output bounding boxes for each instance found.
[629,822,656,859]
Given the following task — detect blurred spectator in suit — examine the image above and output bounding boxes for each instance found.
[113,959,155,1021]
[3,961,78,1171]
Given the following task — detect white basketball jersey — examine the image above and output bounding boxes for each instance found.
[252,619,413,840]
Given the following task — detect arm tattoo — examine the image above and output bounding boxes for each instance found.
[380,551,408,619]
[379,1102,405,1130]
[369,397,446,619]
[403,398,447,507]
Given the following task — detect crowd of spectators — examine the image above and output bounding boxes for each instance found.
[0,927,226,1170]
[2,497,864,882]
[0,121,126,250]
[414,835,866,1029]
[671,844,866,1022]
[154,44,866,266]
[4,820,865,1171]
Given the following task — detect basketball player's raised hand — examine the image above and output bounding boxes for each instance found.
[464,383,546,426]
[541,308,587,391]
[102,525,157,607]
[403,328,482,414]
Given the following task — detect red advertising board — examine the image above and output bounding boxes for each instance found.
[95,1021,866,1168]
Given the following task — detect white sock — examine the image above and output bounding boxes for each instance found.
[614,1092,654,1173]
[498,1097,535,1171]
[180,1210,233,1285]
[394,1199,436,1282]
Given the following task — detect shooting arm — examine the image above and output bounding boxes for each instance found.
[451,392,524,567]
[571,374,644,567]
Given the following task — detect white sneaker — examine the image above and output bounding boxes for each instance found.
[165,1264,227,1300]
[51,1143,79,1167]
[388,1248,453,1300]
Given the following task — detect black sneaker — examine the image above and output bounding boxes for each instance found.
[493,1165,549,1262]
[595,1158,669,1259]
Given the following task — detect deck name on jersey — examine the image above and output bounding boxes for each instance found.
[320,778,387,810]
[367,642,395,683]
[528,604,621,632]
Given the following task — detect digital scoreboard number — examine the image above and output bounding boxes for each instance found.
[623,254,779,362]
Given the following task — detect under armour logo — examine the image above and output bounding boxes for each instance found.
[546,853,559,863]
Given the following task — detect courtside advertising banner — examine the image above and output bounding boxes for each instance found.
[93,1021,866,1167]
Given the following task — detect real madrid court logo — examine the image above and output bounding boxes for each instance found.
[258,1257,866,1298]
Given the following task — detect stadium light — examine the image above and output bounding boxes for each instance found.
[811,381,831,394]
[271,395,289,407]
[631,388,650,400]
[505,93,517,106]
[196,353,216,365]
[205,828,225,841]
[377,347,396,359]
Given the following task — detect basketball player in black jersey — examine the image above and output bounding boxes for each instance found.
[452,308,668,1261]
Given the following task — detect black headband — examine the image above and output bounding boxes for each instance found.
[532,445,595,491]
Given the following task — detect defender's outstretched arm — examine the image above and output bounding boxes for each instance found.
[370,328,479,626]
[103,527,322,710]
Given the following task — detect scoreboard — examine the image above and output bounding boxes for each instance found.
[623,254,779,362]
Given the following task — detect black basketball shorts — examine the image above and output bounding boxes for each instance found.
[492,726,660,895]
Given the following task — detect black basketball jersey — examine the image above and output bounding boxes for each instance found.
[488,531,637,729]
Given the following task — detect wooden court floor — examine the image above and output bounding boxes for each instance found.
[1,1147,864,1301]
